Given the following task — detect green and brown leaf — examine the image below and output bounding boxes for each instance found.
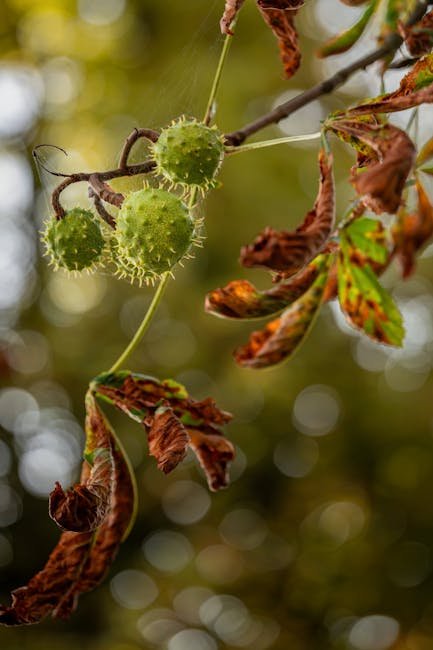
[92,372,234,491]
[234,261,331,368]
[338,227,404,345]
[327,118,416,214]
[205,254,330,320]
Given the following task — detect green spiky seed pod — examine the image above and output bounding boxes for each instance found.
[43,208,105,272]
[114,188,195,283]
[153,118,224,189]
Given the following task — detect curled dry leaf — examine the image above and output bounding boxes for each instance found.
[256,0,304,79]
[48,403,115,532]
[145,406,189,474]
[346,53,433,117]
[58,404,137,616]
[205,258,323,320]
[393,180,433,277]
[92,372,234,491]
[402,10,433,56]
[327,119,415,214]
[240,150,335,277]
[49,471,110,534]
[0,394,136,626]
[234,262,330,368]
[220,0,246,35]
[188,429,235,491]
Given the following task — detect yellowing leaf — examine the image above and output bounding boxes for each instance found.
[344,217,391,265]
[234,264,330,368]
[338,233,404,345]
[205,254,329,320]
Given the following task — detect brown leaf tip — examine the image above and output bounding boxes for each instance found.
[49,481,109,533]
[188,430,235,491]
[146,407,189,474]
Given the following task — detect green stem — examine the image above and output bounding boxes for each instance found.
[203,31,234,125]
[108,272,171,373]
[225,132,322,155]
[107,22,226,374]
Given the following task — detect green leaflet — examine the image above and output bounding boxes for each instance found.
[419,166,433,176]
[344,218,390,265]
[318,0,378,58]
[338,233,404,346]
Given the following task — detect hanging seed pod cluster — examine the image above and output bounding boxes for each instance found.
[41,119,225,284]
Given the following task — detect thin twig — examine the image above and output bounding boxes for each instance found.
[88,174,124,208]
[118,128,159,169]
[225,0,429,145]
[88,187,116,228]
[51,160,156,218]
[389,56,420,69]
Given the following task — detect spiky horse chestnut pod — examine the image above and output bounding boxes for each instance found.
[43,208,105,273]
[113,187,197,284]
[152,117,225,190]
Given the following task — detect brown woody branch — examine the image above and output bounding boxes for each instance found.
[88,187,116,228]
[50,159,156,219]
[118,128,159,169]
[225,0,429,146]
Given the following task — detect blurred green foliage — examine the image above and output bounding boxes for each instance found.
[1,1,433,649]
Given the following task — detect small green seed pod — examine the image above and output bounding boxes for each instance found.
[43,208,105,272]
[153,118,224,189]
[114,187,195,283]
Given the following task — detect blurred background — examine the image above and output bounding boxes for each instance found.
[2,1,433,648]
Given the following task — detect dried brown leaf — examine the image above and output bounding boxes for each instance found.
[393,180,433,277]
[205,260,322,319]
[188,429,235,491]
[57,422,136,615]
[145,406,189,474]
[240,150,335,277]
[0,394,136,625]
[403,10,433,56]
[256,0,304,79]
[93,373,234,491]
[328,119,415,214]
[48,407,114,532]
